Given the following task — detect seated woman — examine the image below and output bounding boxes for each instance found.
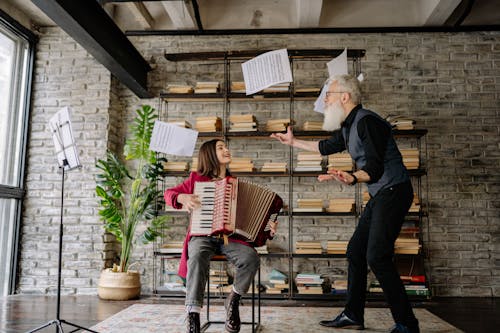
[164,139,278,333]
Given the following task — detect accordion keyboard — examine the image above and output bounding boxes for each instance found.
[190,181,216,235]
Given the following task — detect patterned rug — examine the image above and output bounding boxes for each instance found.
[91,304,463,333]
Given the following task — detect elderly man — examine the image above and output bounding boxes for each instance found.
[271,74,420,333]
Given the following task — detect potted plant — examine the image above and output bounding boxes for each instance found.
[95,105,169,300]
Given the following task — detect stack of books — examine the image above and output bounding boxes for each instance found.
[369,279,429,296]
[295,241,323,254]
[326,198,355,213]
[229,157,254,172]
[229,114,257,132]
[194,81,219,94]
[409,193,420,213]
[158,240,184,254]
[387,115,415,130]
[327,153,353,171]
[294,198,324,212]
[400,148,420,169]
[207,267,230,293]
[295,152,323,172]
[404,284,430,296]
[191,157,198,171]
[400,275,429,296]
[331,279,347,294]
[254,244,268,254]
[261,162,287,173]
[163,161,189,172]
[295,273,324,294]
[167,84,193,94]
[167,119,192,128]
[326,240,349,254]
[400,221,419,237]
[401,275,426,284]
[394,237,420,254]
[263,82,290,93]
[302,121,323,131]
[195,116,222,132]
[265,269,288,294]
[230,81,246,93]
[368,281,383,293]
[266,118,293,132]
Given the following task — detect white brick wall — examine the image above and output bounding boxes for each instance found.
[19,27,114,295]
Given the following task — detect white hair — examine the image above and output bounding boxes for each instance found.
[326,74,362,104]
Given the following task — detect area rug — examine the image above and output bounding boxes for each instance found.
[91,304,463,333]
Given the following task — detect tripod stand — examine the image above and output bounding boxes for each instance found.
[26,163,99,333]
[27,107,98,333]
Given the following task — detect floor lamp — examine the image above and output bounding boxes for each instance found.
[26,107,98,333]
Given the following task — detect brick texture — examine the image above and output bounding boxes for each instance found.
[21,28,500,297]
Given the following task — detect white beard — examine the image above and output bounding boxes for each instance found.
[322,101,346,131]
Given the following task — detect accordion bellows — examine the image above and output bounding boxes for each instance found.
[190,177,283,242]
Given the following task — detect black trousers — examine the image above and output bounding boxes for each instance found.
[345,181,418,327]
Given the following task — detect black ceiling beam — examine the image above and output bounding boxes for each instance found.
[191,0,203,31]
[126,25,500,36]
[445,0,475,27]
[32,0,152,98]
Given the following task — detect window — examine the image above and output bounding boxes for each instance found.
[0,10,35,296]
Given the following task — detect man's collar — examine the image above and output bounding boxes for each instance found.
[341,104,362,128]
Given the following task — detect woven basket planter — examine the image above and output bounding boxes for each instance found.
[98,268,141,300]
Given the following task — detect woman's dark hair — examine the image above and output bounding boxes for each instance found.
[197,139,225,178]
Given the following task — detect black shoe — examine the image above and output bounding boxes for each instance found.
[390,322,420,333]
[319,311,365,330]
[225,290,241,333]
[186,312,200,333]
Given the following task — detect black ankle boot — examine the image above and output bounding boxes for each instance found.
[186,312,200,333]
[225,290,241,333]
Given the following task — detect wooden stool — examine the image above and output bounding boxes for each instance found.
[201,254,261,333]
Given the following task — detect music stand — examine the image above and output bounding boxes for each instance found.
[27,107,98,333]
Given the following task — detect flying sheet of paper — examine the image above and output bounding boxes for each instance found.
[327,48,348,77]
[314,48,349,114]
[241,49,293,95]
[313,82,329,114]
[149,121,198,157]
[49,106,81,170]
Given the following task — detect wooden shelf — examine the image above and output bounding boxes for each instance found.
[160,92,224,101]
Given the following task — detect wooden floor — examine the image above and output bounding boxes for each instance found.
[0,295,498,333]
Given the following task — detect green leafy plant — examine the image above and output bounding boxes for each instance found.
[95,105,169,273]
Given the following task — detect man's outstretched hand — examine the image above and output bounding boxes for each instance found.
[270,126,294,146]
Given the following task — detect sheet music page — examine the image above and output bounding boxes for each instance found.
[314,81,329,114]
[314,48,349,114]
[327,48,348,77]
[49,106,81,170]
[149,121,198,157]
[241,49,293,95]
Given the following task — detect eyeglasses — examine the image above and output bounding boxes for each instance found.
[325,91,347,97]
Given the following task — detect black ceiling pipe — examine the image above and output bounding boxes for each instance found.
[125,25,500,36]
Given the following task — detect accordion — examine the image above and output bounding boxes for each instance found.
[190,176,283,243]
